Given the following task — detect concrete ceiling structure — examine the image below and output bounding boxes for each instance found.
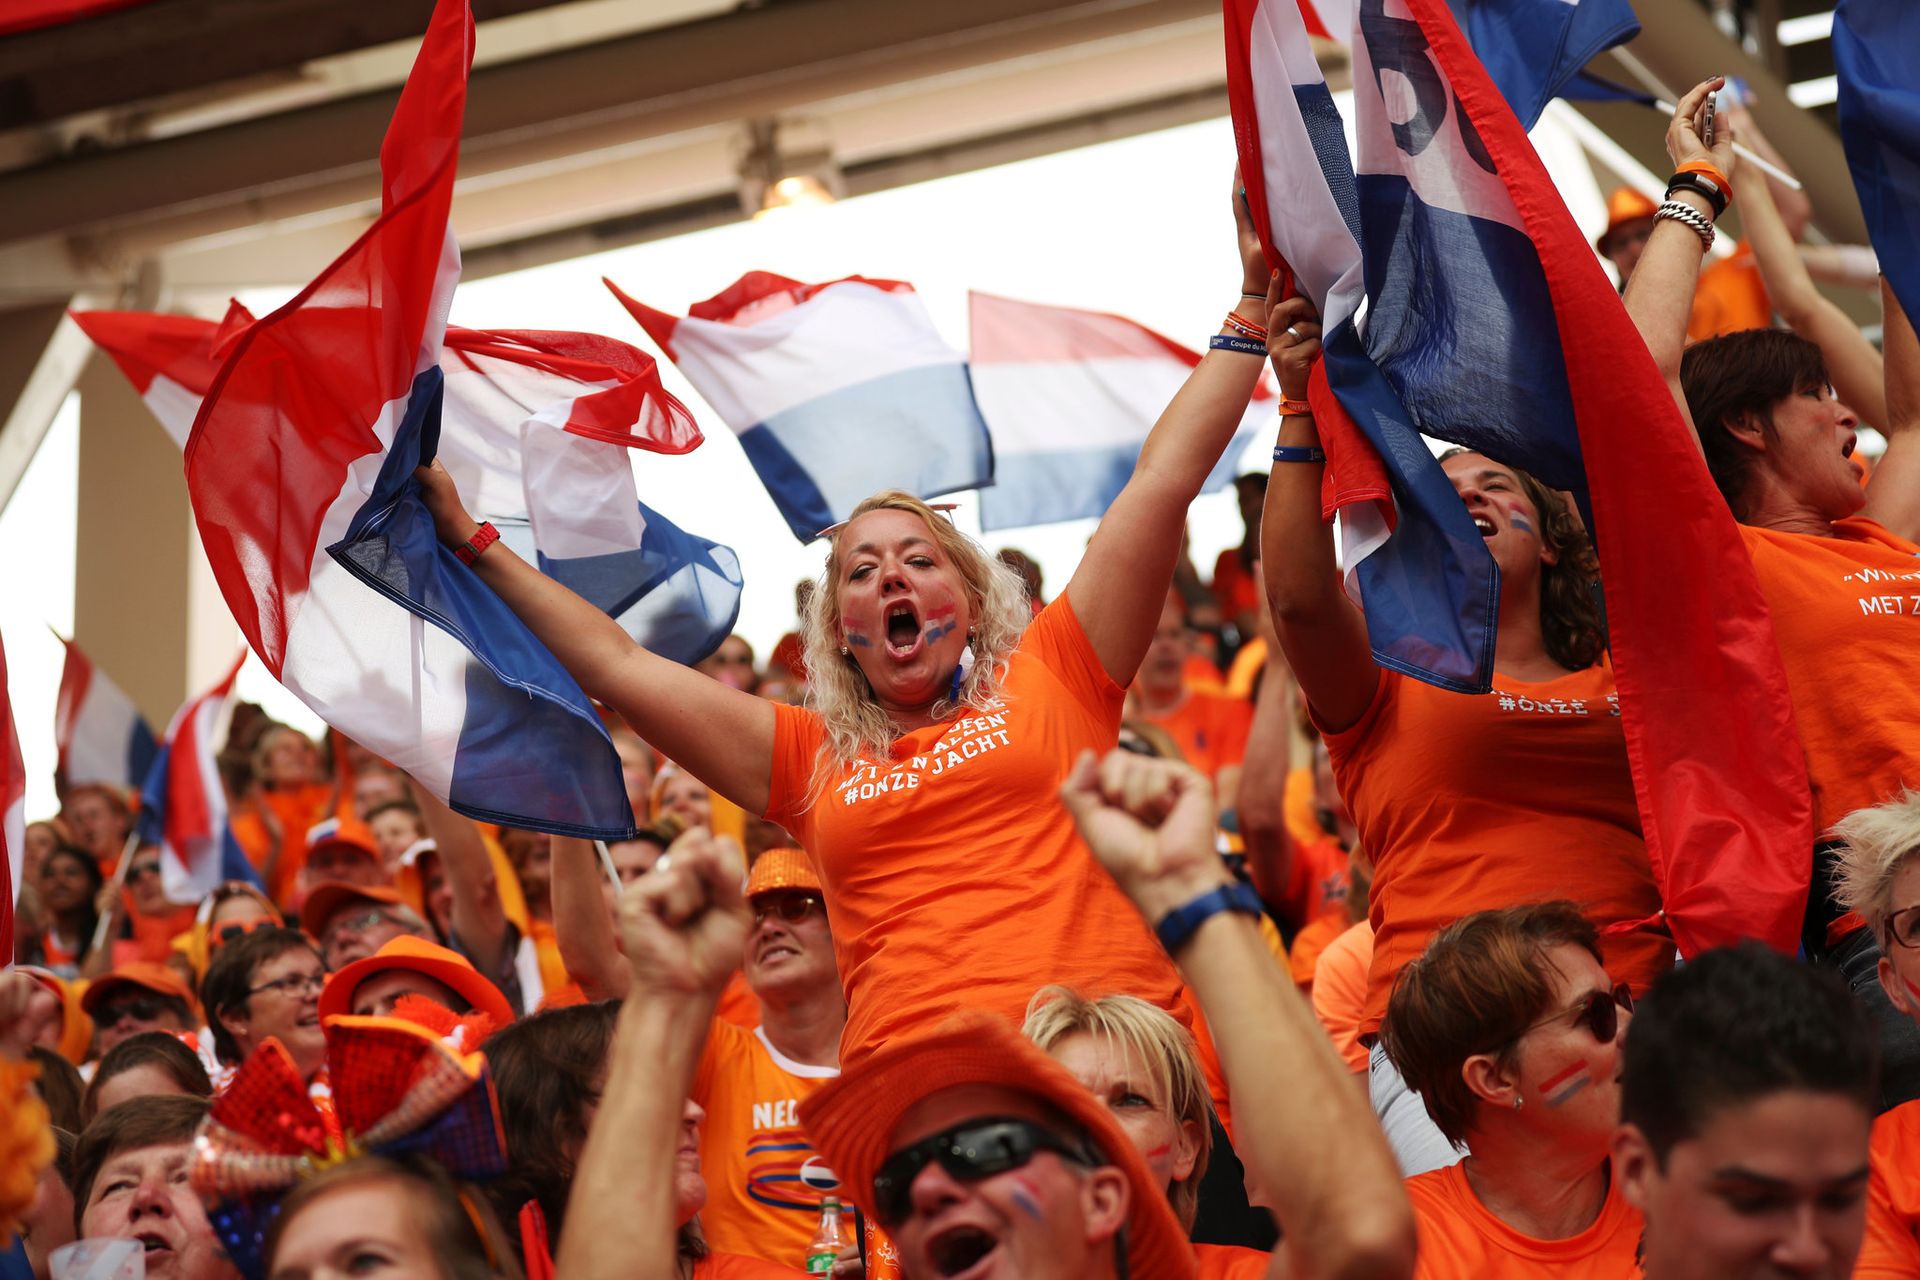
[0,0,1871,721]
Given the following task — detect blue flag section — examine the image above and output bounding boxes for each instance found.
[1447,0,1640,129]
[1834,0,1920,321]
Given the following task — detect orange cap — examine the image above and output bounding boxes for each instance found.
[303,817,382,864]
[299,880,410,939]
[1597,186,1659,251]
[746,847,822,898]
[81,961,198,1019]
[318,935,515,1030]
[800,1012,1195,1280]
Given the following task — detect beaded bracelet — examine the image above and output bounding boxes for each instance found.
[1223,311,1268,342]
[1209,334,1267,356]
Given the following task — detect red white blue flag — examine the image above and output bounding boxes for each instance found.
[54,636,159,793]
[181,0,640,840]
[966,291,1276,530]
[136,652,260,903]
[1227,0,1812,954]
[609,272,994,542]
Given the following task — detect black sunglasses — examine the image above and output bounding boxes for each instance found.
[872,1117,1091,1227]
[1525,983,1634,1045]
[125,861,162,884]
[98,996,166,1025]
[751,893,823,926]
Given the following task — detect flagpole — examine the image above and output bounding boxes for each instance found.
[1608,46,1804,191]
[88,828,143,958]
[593,839,622,896]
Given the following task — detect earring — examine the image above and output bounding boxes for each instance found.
[1513,1096,1524,1111]
[839,646,850,657]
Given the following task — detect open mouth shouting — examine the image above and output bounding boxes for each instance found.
[1471,513,1497,538]
[885,601,924,660]
[925,1223,1001,1279]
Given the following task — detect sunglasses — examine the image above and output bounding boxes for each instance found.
[1524,983,1635,1045]
[872,1118,1091,1228]
[211,917,274,949]
[751,893,823,926]
[125,862,162,884]
[97,996,168,1025]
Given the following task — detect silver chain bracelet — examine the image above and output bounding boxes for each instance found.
[1655,199,1716,252]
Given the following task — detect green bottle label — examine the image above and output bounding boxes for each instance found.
[806,1251,836,1275]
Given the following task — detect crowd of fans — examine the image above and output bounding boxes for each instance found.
[3,82,1919,1280]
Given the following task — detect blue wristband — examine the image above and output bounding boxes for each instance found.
[1154,881,1266,955]
[1208,334,1267,356]
[1272,445,1326,463]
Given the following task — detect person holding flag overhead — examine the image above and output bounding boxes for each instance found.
[1629,68,1920,1108]
[414,178,1277,1072]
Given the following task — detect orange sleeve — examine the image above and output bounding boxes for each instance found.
[1029,591,1128,720]
[1858,1116,1920,1278]
[1212,697,1254,771]
[1311,923,1374,1073]
[764,703,830,832]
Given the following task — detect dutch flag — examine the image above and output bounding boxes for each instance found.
[966,291,1276,531]
[137,652,261,904]
[1,633,25,968]
[53,637,159,793]
[608,272,995,541]
[1227,0,1811,956]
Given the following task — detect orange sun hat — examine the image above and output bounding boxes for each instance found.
[745,847,822,898]
[318,935,514,1030]
[1596,186,1658,252]
[800,1012,1195,1280]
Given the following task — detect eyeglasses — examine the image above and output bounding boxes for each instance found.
[872,1117,1092,1228]
[1523,983,1635,1045]
[1886,905,1920,950]
[751,893,823,926]
[326,908,395,939]
[125,861,162,884]
[97,996,168,1025]
[248,971,326,1000]
[211,917,274,949]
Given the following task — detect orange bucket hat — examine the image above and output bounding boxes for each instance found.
[318,935,515,1030]
[745,847,822,898]
[1596,186,1658,252]
[800,1012,1196,1280]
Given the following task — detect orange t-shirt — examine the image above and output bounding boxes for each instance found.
[1272,834,1350,932]
[1741,518,1920,834]
[766,594,1184,1064]
[1311,921,1374,1073]
[1224,636,1268,700]
[715,969,760,1030]
[694,1253,806,1278]
[1687,241,1772,342]
[692,1020,840,1265]
[1140,690,1253,782]
[1860,1097,1920,1276]
[1322,661,1669,1034]
[1408,1161,1642,1277]
[1289,912,1344,989]
[1283,766,1325,848]
[1211,548,1261,620]
[1193,1243,1269,1278]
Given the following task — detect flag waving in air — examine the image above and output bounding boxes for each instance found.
[609,272,994,541]
[137,652,261,904]
[53,636,160,794]
[1226,0,1811,956]
[1834,0,1920,321]
[1,632,25,968]
[966,292,1276,531]
[183,0,636,840]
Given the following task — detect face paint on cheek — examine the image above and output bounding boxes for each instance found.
[1008,1174,1046,1221]
[1538,1060,1596,1108]
[1504,504,1536,537]
[923,607,958,644]
[844,629,872,648]
[1142,1144,1172,1161]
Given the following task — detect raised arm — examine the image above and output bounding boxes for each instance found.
[408,779,512,977]
[1623,77,1736,435]
[1258,292,1378,734]
[557,828,746,1280]
[1062,751,1416,1280]
[1064,177,1269,684]
[550,836,632,1001]
[1727,109,1887,430]
[1864,280,1920,543]
[415,462,776,815]
[1238,651,1299,910]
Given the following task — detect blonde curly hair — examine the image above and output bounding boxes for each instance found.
[800,491,1032,800]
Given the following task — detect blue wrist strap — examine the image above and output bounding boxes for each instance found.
[1208,334,1266,356]
[1154,881,1266,955]
[1271,445,1326,463]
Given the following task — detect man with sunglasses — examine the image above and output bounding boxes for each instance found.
[1378,902,1642,1275]
[1617,943,1876,1280]
[691,846,853,1268]
[199,925,329,1086]
[80,962,198,1056]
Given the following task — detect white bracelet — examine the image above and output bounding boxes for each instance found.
[1656,199,1715,252]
